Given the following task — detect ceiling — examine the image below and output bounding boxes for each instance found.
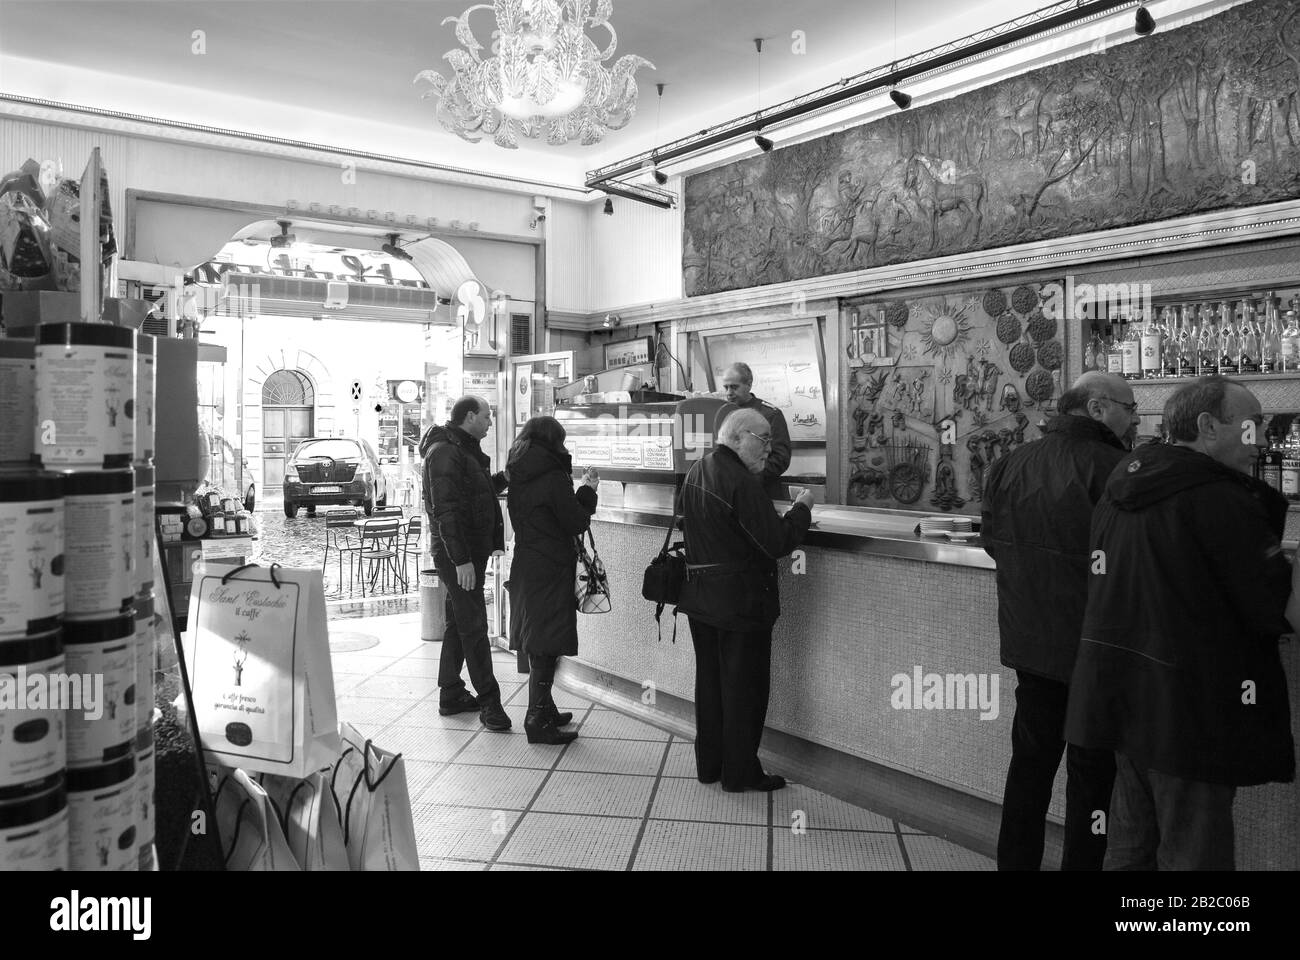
[1,0,1061,189]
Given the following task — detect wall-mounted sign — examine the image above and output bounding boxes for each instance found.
[195,244,430,288]
[604,336,654,369]
[515,366,531,425]
[389,379,423,403]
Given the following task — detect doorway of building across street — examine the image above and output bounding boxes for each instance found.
[262,370,315,499]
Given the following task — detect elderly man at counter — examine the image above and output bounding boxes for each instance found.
[721,362,792,499]
[981,370,1138,870]
[676,407,814,792]
[1066,376,1296,870]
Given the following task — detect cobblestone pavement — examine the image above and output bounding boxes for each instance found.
[248,506,421,602]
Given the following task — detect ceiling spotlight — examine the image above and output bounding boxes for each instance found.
[603,198,614,215]
[754,134,774,152]
[381,233,413,261]
[1134,5,1155,35]
[603,313,621,328]
[889,89,912,110]
[653,163,669,186]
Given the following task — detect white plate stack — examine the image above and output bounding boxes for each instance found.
[920,516,955,537]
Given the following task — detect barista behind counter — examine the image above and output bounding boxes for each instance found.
[721,362,790,499]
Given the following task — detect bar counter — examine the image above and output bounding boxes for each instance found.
[548,501,1300,869]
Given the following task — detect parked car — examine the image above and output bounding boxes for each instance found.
[283,437,388,517]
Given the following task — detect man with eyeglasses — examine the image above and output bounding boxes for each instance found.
[720,363,792,499]
[980,370,1138,870]
[1066,376,1295,869]
[676,408,814,792]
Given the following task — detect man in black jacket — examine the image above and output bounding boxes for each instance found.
[677,408,814,792]
[421,396,511,731]
[721,363,792,499]
[981,371,1138,870]
[1065,376,1294,870]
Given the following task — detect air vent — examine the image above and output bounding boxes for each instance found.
[142,317,170,337]
[510,313,531,355]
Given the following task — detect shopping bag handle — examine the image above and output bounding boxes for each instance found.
[220,562,283,589]
[222,798,253,866]
[337,738,405,847]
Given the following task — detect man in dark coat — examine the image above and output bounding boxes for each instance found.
[677,407,814,792]
[421,396,511,731]
[981,370,1138,870]
[1065,376,1295,870]
[721,362,792,499]
[505,418,600,744]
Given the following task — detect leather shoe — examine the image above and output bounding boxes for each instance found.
[479,700,512,731]
[544,704,574,726]
[722,774,786,793]
[525,720,578,745]
[438,692,479,716]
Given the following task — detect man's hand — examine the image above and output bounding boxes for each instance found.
[583,466,600,488]
[792,487,815,511]
[456,562,477,591]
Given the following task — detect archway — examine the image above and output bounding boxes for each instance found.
[260,369,316,496]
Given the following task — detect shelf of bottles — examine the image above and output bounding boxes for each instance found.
[1080,289,1300,385]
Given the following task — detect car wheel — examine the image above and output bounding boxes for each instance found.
[283,500,298,518]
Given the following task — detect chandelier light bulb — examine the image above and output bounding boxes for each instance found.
[415,0,655,148]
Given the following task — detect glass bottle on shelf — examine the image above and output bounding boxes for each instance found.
[1239,299,1260,375]
[1140,308,1163,379]
[1217,303,1239,375]
[1262,422,1283,493]
[1167,307,1184,377]
[1105,324,1122,374]
[1196,305,1216,376]
[1121,313,1141,380]
[1283,421,1300,501]
[1261,293,1281,375]
[1282,301,1300,372]
[1084,323,1103,372]
[1179,305,1196,377]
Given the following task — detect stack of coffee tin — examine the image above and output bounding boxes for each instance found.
[0,329,69,870]
[133,330,157,871]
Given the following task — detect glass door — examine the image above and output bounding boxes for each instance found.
[509,351,574,435]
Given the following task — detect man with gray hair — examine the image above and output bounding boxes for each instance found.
[675,408,814,792]
[980,370,1138,870]
[1066,376,1295,869]
[721,362,792,498]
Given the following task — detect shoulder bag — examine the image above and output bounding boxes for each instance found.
[641,514,686,641]
[575,528,612,614]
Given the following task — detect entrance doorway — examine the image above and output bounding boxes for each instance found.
[262,370,315,498]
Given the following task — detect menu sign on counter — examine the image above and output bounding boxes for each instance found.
[567,435,674,472]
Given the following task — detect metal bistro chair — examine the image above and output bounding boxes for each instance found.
[398,515,422,588]
[356,517,402,597]
[322,508,361,596]
[372,505,404,518]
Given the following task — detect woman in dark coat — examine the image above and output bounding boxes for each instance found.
[505,416,599,744]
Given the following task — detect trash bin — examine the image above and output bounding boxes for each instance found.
[420,569,445,642]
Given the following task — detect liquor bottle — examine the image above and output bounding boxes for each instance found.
[1105,324,1122,374]
[1166,307,1184,377]
[1121,314,1141,380]
[1262,423,1282,492]
[1179,305,1196,377]
[1282,304,1300,372]
[1261,294,1281,375]
[1283,421,1300,501]
[1217,303,1239,375]
[1239,300,1260,374]
[1082,323,1100,372]
[1196,306,1216,376]
[1140,308,1163,379]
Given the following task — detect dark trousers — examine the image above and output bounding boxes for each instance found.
[434,556,500,706]
[527,653,558,714]
[1104,753,1236,871]
[688,619,771,791]
[998,670,1116,871]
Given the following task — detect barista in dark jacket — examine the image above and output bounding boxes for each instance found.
[981,371,1137,870]
[721,362,792,499]
[505,416,600,745]
[1065,376,1295,870]
[677,408,814,792]
[421,396,511,731]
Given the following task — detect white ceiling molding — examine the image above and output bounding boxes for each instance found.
[0,94,591,203]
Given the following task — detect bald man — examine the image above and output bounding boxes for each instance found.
[980,371,1139,870]
[676,408,814,792]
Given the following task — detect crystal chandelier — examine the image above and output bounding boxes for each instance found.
[415,0,654,148]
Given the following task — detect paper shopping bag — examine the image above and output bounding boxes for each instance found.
[181,563,340,778]
[330,722,419,871]
[213,767,300,871]
[261,770,350,872]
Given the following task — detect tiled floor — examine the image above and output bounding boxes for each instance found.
[328,611,995,871]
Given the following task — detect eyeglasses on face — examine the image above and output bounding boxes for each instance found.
[745,430,773,448]
[1101,397,1138,414]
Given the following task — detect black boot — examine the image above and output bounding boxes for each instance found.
[526,654,577,745]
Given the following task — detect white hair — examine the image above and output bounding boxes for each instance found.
[717,408,767,450]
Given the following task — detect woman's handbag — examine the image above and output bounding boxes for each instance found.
[641,514,686,642]
[575,528,612,614]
